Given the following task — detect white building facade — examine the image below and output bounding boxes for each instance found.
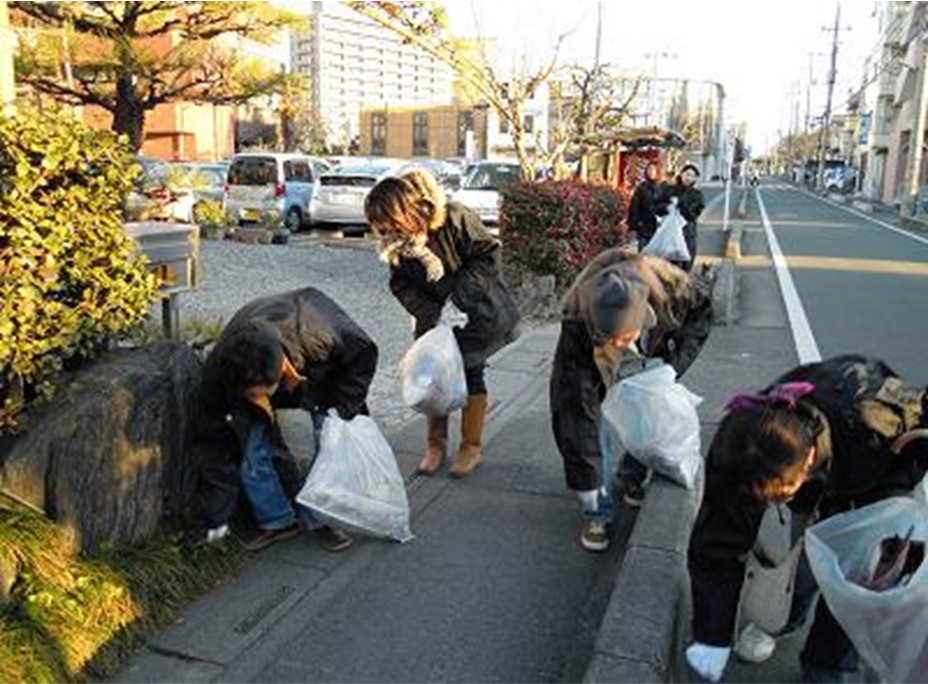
[290,2,454,148]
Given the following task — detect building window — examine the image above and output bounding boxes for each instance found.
[457,110,474,156]
[523,114,535,134]
[499,115,509,135]
[413,112,429,156]
[371,112,387,155]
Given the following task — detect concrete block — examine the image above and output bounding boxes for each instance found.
[593,546,684,674]
[724,223,742,260]
[827,192,846,203]
[851,200,874,213]
[710,259,737,326]
[584,653,663,683]
[628,479,699,556]
[149,559,325,665]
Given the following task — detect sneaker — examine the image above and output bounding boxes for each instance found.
[580,520,609,552]
[313,525,353,552]
[620,469,653,508]
[242,524,301,552]
[735,623,777,664]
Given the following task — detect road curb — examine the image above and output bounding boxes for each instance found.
[583,478,701,683]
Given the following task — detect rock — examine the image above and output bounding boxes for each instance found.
[0,555,18,606]
[0,342,203,554]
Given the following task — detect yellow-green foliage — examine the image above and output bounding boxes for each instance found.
[0,507,244,682]
[0,109,159,433]
[192,199,231,230]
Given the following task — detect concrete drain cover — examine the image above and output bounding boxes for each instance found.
[232,585,295,635]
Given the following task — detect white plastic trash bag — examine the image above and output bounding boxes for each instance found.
[297,412,413,543]
[398,302,468,416]
[601,363,703,488]
[805,497,928,683]
[642,197,690,263]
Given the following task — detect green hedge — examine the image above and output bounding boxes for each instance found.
[0,110,158,433]
[499,179,629,287]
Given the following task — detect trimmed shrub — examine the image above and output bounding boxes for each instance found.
[0,110,158,433]
[499,179,629,287]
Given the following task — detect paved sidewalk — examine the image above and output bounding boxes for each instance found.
[116,325,637,684]
[117,189,731,684]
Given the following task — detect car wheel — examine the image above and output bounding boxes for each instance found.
[286,207,302,233]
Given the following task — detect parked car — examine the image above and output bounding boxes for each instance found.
[412,158,464,192]
[173,161,229,217]
[224,153,331,232]
[125,156,203,223]
[309,158,411,232]
[452,160,523,228]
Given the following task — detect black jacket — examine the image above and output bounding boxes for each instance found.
[688,355,928,647]
[550,250,713,491]
[195,287,378,528]
[628,179,662,240]
[389,201,520,368]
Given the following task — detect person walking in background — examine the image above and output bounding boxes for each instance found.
[628,160,666,252]
[549,248,712,552]
[195,287,378,553]
[364,171,520,479]
[656,163,705,271]
[685,355,928,683]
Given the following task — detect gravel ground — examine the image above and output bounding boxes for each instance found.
[176,237,418,431]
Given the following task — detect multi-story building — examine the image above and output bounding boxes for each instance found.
[291,2,454,149]
[359,104,489,159]
[857,1,907,203]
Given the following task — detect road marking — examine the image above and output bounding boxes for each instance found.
[792,186,928,248]
[755,189,822,364]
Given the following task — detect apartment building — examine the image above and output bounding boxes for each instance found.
[291,2,454,148]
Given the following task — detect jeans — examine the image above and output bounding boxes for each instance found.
[588,419,649,523]
[241,421,324,531]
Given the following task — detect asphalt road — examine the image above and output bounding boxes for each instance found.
[753,184,928,384]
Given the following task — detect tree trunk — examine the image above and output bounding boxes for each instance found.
[112,74,147,153]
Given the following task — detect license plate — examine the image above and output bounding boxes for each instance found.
[331,192,358,206]
[242,208,261,221]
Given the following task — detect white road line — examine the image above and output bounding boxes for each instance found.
[755,188,822,364]
[793,186,928,248]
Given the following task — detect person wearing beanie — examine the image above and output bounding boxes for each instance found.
[550,248,712,551]
[655,164,706,271]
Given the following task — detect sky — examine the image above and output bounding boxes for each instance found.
[448,0,882,153]
[276,0,885,153]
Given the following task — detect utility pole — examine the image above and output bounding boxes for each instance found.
[816,3,848,191]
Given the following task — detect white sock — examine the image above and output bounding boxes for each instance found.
[577,489,599,514]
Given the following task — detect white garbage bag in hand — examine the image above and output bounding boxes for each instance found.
[398,301,468,416]
[642,197,691,263]
[805,497,928,683]
[297,412,413,542]
[601,363,703,489]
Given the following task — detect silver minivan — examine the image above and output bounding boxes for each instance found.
[224,153,331,231]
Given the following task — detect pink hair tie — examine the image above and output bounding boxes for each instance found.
[725,382,816,413]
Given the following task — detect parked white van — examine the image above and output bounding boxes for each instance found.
[224,153,331,231]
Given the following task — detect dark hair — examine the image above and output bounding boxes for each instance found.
[215,322,284,396]
[679,163,700,178]
[706,406,817,501]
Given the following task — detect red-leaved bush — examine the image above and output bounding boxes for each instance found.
[499,179,629,287]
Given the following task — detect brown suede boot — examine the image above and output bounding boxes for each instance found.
[450,394,488,478]
[417,415,448,476]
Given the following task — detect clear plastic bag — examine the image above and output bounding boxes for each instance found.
[398,302,468,416]
[805,497,928,683]
[642,198,691,263]
[601,363,703,488]
[296,412,413,542]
